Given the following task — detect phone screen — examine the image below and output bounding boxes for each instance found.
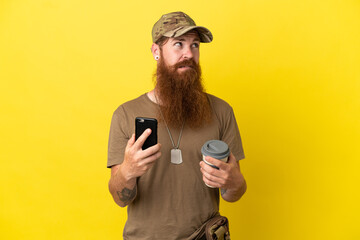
[135,117,158,150]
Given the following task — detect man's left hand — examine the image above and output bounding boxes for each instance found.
[200,152,246,201]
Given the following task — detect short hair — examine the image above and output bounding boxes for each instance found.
[155,36,169,47]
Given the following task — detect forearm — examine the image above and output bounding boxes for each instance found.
[221,175,247,202]
[108,164,137,207]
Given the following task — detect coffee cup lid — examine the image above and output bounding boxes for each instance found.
[201,140,230,160]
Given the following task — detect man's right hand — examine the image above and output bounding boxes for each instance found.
[121,129,162,180]
[109,129,161,207]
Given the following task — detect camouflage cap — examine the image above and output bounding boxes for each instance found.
[152,11,213,43]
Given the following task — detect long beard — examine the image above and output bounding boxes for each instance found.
[154,56,212,129]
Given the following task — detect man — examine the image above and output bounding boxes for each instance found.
[108,11,247,240]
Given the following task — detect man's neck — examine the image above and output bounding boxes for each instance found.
[147,89,162,105]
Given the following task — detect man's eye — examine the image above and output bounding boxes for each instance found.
[174,42,182,47]
[192,43,199,48]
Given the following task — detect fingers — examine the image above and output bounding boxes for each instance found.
[134,148,162,174]
[137,144,162,174]
[126,130,161,164]
[127,142,161,164]
[200,152,243,190]
[133,129,152,149]
[204,156,228,170]
[132,129,161,161]
[141,143,161,157]
[126,134,136,148]
[200,166,224,188]
[141,149,162,165]
[200,159,227,179]
[123,142,161,178]
[200,154,233,188]
[135,141,162,162]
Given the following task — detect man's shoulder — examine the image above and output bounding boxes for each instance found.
[206,93,233,111]
[113,93,148,114]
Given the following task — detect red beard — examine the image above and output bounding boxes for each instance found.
[154,55,212,129]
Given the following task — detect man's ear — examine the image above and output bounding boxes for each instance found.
[151,43,160,60]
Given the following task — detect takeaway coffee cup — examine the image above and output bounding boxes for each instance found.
[201,140,230,187]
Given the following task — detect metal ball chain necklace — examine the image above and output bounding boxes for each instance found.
[154,93,184,165]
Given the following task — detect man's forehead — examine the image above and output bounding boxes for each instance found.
[172,31,201,41]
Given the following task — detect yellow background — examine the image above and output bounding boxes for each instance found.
[1,0,359,239]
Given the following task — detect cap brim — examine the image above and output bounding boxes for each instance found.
[163,26,213,43]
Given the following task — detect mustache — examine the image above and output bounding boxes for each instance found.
[173,59,197,70]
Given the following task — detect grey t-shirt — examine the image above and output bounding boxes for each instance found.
[108,93,245,240]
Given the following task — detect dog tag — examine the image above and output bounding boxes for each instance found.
[171,149,183,164]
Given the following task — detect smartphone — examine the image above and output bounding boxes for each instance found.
[135,117,158,150]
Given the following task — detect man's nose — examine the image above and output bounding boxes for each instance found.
[182,47,194,59]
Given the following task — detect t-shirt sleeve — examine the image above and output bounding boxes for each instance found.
[107,106,129,168]
[221,107,245,161]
